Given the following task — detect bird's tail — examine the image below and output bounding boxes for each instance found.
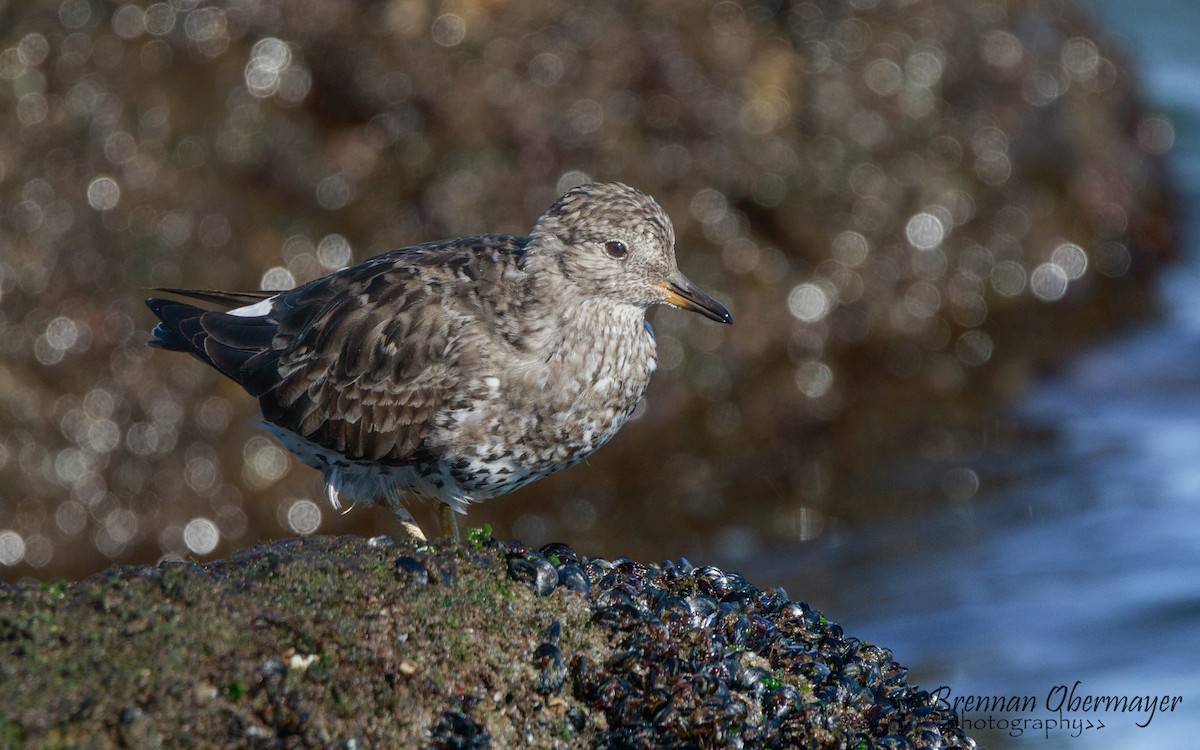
[146,297,211,357]
[145,288,279,381]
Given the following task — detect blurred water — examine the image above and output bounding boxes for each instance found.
[743,2,1200,746]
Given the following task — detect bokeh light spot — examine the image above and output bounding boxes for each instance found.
[529,52,564,87]
[831,230,870,266]
[45,316,79,351]
[260,266,295,290]
[58,0,92,29]
[243,436,290,487]
[905,212,945,250]
[144,3,177,35]
[981,29,1023,69]
[185,455,218,494]
[956,330,994,367]
[86,176,120,211]
[198,213,231,248]
[907,50,945,87]
[243,37,305,102]
[787,282,831,322]
[317,234,353,270]
[795,360,833,398]
[1061,37,1100,78]
[286,499,321,535]
[105,508,139,544]
[904,281,941,319]
[1030,263,1069,301]
[183,518,219,555]
[975,151,1012,185]
[17,93,49,125]
[864,59,903,96]
[18,33,50,66]
[1137,115,1175,155]
[111,5,145,40]
[568,98,604,135]
[556,170,591,194]
[0,48,24,80]
[513,514,549,548]
[1051,242,1088,279]
[561,497,597,533]
[942,467,980,501]
[86,419,121,453]
[431,14,466,47]
[1095,242,1132,277]
[991,260,1027,297]
[0,530,25,566]
[55,501,88,537]
[22,535,53,568]
[316,174,354,209]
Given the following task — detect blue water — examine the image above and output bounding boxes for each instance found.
[742,2,1200,747]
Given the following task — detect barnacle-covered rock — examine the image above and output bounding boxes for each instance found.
[0,534,975,748]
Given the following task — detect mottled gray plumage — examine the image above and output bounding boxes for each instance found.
[147,182,731,538]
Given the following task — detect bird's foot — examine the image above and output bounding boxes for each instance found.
[384,499,428,542]
[400,520,427,542]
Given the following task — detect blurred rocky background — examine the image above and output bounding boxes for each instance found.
[0,0,1176,580]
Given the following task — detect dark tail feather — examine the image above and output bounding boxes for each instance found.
[147,294,283,388]
[202,314,278,378]
[146,298,212,360]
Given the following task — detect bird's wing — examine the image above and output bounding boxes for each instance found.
[149,236,531,465]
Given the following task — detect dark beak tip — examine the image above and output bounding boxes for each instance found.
[703,295,733,325]
[695,301,732,325]
[664,275,732,325]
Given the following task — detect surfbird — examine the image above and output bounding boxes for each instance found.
[147,182,732,540]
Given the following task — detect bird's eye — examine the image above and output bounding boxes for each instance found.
[604,240,629,259]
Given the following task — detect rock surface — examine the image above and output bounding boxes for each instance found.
[1,534,975,748]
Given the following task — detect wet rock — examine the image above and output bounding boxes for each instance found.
[572,550,976,748]
[0,535,976,748]
[394,556,429,587]
[541,619,561,647]
[117,707,162,750]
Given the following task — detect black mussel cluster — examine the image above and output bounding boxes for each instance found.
[394,555,431,586]
[505,541,591,598]
[501,541,976,749]
[428,708,490,750]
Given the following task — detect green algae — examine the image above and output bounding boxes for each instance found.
[1,536,599,748]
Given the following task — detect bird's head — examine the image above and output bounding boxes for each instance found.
[529,181,732,324]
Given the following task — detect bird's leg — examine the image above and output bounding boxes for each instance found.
[393,507,427,542]
[384,487,427,541]
[439,504,461,542]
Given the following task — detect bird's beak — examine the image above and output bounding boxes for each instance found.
[657,271,733,324]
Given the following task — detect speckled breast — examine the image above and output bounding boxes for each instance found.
[439,310,659,499]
